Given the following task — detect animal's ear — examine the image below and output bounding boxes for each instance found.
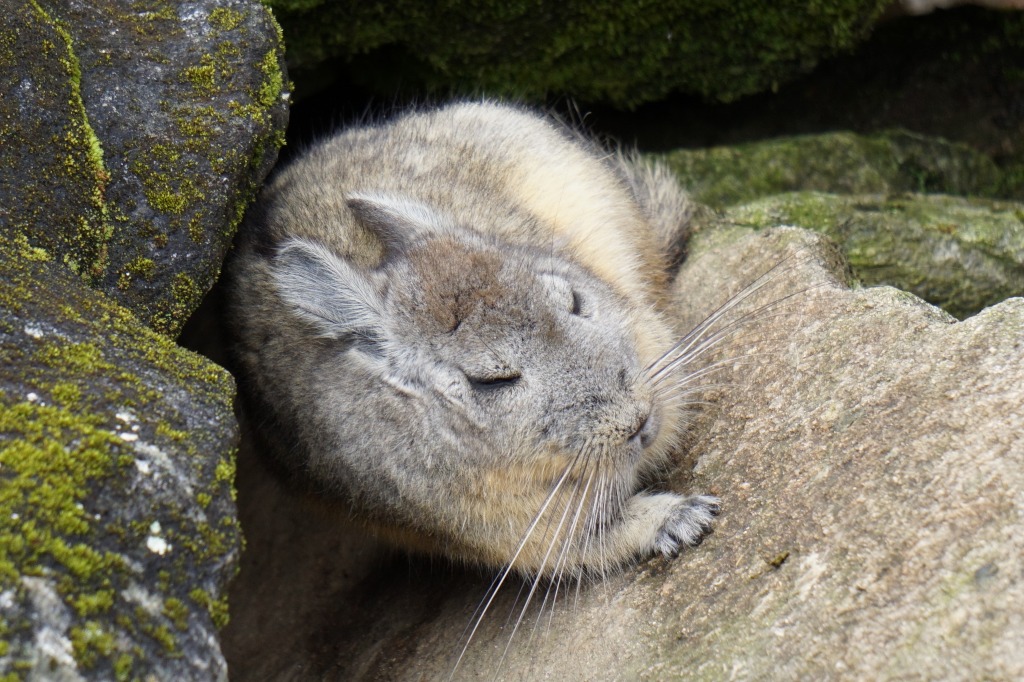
[346,192,451,256]
[271,237,385,340]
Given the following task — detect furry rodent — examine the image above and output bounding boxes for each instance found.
[227,101,718,578]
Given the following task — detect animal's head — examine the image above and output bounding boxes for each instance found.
[262,189,688,557]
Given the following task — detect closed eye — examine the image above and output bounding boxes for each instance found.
[570,289,583,316]
[466,371,522,391]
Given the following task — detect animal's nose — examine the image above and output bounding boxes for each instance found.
[628,409,658,448]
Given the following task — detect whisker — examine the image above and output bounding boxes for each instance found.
[649,283,822,385]
[450,454,580,679]
[646,252,816,377]
[651,346,779,391]
[596,459,612,602]
[495,462,583,677]
[539,465,596,633]
[574,462,606,610]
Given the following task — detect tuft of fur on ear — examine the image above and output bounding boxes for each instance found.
[271,237,386,339]
[346,192,453,256]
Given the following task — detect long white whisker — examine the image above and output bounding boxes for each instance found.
[597,458,612,600]
[496,462,583,677]
[645,254,802,375]
[450,456,579,679]
[647,256,819,380]
[575,460,606,610]
[649,284,821,384]
[540,465,596,632]
[651,347,777,391]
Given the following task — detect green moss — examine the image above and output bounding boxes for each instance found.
[154,423,188,443]
[0,236,241,671]
[189,587,230,629]
[181,62,217,93]
[162,597,189,630]
[0,404,129,647]
[49,382,82,407]
[208,7,244,32]
[146,623,176,654]
[148,272,206,333]
[659,130,1007,210]
[214,458,235,485]
[216,40,241,60]
[13,234,51,263]
[196,492,212,508]
[268,0,889,106]
[147,143,180,164]
[133,147,206,220]
[117,256,157,290]
[136,4,176,23]
[175,518,231,559]
[72,589,115,617]
[99,1,288,338]
[187,213,205,243]
[145,189,188,214]
[12,2,111,281]
[113,653,133,681]
[170,104,224,142]
[70,621,115,668]
[45,1,109,223]
[256,48,283,108]
[33,340,115,377]
[727,192,1024,318]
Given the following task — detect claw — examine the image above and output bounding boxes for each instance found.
[655,494,720,557]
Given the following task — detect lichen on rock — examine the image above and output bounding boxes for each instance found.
[0,215,240,678]
[4,0,290,338]
[0,1,110,282]
[726,192,1024,318]
[657,130,1009,210]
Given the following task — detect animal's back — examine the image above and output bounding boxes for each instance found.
[253,102,669,307]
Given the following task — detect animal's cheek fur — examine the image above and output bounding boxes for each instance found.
[478,455,574,496]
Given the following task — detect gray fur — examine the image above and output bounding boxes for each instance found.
[228,101,715,579]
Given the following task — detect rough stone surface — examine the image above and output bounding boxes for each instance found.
[657,130,1008,210]
[223,225,1024,679]
[727,192,1024,318]
[2,0,289,337]
[0,235,241,678]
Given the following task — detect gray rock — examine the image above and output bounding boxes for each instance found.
[2,0,288,337]
[228,225,1024,679]
[726,192,1024,318]
[0,235,240,678]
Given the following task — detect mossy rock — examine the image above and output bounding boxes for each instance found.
[726,192,1024,319]
[658,130,1009,210]
[0,235,240,679]
[1,0,289,337]
[267,0,889,106]
[0,1,108,282]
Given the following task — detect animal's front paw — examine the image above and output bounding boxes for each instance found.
[654,494,720,557]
